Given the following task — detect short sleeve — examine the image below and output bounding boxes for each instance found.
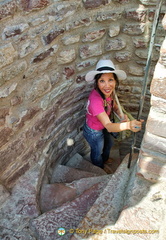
[88,95,105,116]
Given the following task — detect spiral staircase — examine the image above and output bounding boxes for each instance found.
[28,145,165,240]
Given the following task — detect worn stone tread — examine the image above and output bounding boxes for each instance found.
[66,174,112,195]
[30,180,110,240]
[50,164,102,184]
[40,174,112,213]
[71,153,138,239]
[40,183,77,213]
[65,153,107,175]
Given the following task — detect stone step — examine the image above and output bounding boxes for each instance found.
[30,179,110,240]
[71,156,166,240]
[40,174,111,213]
[104,157,121,173]
[50,164,102,184]
[40,183,77,213]
[66,174,112,195]
[70,153,138,240]
[65,153,107,175]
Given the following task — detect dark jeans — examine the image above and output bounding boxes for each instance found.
[83,123,113,168]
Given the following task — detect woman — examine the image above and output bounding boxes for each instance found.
[83,59,143,168]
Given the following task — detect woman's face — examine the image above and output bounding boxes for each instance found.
[97,72,116,98]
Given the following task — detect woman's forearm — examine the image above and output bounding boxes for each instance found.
[97,112,143,133]
[105,122,130,133]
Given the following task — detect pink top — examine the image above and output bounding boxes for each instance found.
[86,89,112,130]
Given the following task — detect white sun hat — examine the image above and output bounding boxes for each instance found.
[85,59,127,82]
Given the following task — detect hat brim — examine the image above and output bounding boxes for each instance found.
[85,69,127,82]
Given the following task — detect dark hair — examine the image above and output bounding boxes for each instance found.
[94,73,119,100]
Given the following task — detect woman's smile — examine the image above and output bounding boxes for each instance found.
[97,73,116,98]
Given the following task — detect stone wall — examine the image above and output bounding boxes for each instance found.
[0,0,165,192]
[137,13,166,182]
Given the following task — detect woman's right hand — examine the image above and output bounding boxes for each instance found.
[129,119,144,132]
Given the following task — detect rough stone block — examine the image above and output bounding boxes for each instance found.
[2,23,29,40]
[10,96,22,106]
[137,150,166,181]
[20,0,49,11]
[135,49,148,59]
[160,50,166,67]
[29,15,48,27]
[135,48,159,61]
[42,28,65,45]
[19,40,38,58]
[151,95,166,112]
[11,107,40,129]
[0,0,17,20]
[57,49,76,64]
[132,37,149,48]
[62,66,75,79]
[162,14,166,30]
[62,34,80,45]
[139,0,159,5]
[76,59,97,71]
[82,28,106,42]
[66,17,92,31]
[80,43,102,59]
[108,24,120,37]
[139,157,166,179]
[75,74,86,83]
[47,2,78,22]
[32,45,58,63]
[124,8,147,22]
[83,0,108,9]
[0,43,17,69]
[0,82,17,98]
[122,23,145,35]
[115,51,132,62]
[142,132,166,155]
[96,11,122,22]
[146,107,166,138]
[105,38,126,52]
[25,74,51,101]
[154,59,166,76]
[0,61,27,85]
[128,65,144,76]
[150,78,166,100]
[112,0,129,3]
[147,10,165,22]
